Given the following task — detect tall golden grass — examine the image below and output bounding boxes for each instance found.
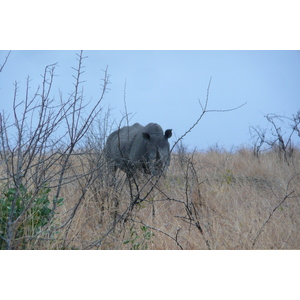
[15,147,299,250]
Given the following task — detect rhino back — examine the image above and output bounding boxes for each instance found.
[143,123,164,135]
[105,123,145,169]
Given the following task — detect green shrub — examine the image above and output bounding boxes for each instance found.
[0,184,63,249]
[124,225,154,250]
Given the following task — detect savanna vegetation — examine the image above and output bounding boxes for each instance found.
[1,51,299,250]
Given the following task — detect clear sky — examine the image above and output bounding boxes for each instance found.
[1,50,299,151]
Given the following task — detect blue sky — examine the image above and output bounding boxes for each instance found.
[1,50,299,150]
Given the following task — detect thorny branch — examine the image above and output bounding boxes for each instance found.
[171,77,247,152]
[0,51,110,249]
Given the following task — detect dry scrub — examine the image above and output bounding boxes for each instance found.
[7,147,298,250]
[1,51,299,250]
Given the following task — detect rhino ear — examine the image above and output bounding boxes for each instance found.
[165,129,172,139]
[142,132,151,140]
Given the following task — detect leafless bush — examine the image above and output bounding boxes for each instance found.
[250,111,300,163]
[249,126,267,157]
[0,51,110,249]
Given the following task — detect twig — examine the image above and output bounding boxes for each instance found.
[0,51,11,72]
[133,218,184,250]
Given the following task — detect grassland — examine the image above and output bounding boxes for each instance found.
[6,147,298,250]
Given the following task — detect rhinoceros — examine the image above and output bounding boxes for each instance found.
[105,123,172,177]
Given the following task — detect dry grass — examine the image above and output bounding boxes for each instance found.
[2,148,300,250]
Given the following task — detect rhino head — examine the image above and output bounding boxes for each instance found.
[142,129,172,176]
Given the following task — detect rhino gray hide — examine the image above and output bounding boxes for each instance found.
[105,123,172,177]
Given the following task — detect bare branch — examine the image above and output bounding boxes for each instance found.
[171,77,247,152]
[133,218,184,250]
[0,50,11,72]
